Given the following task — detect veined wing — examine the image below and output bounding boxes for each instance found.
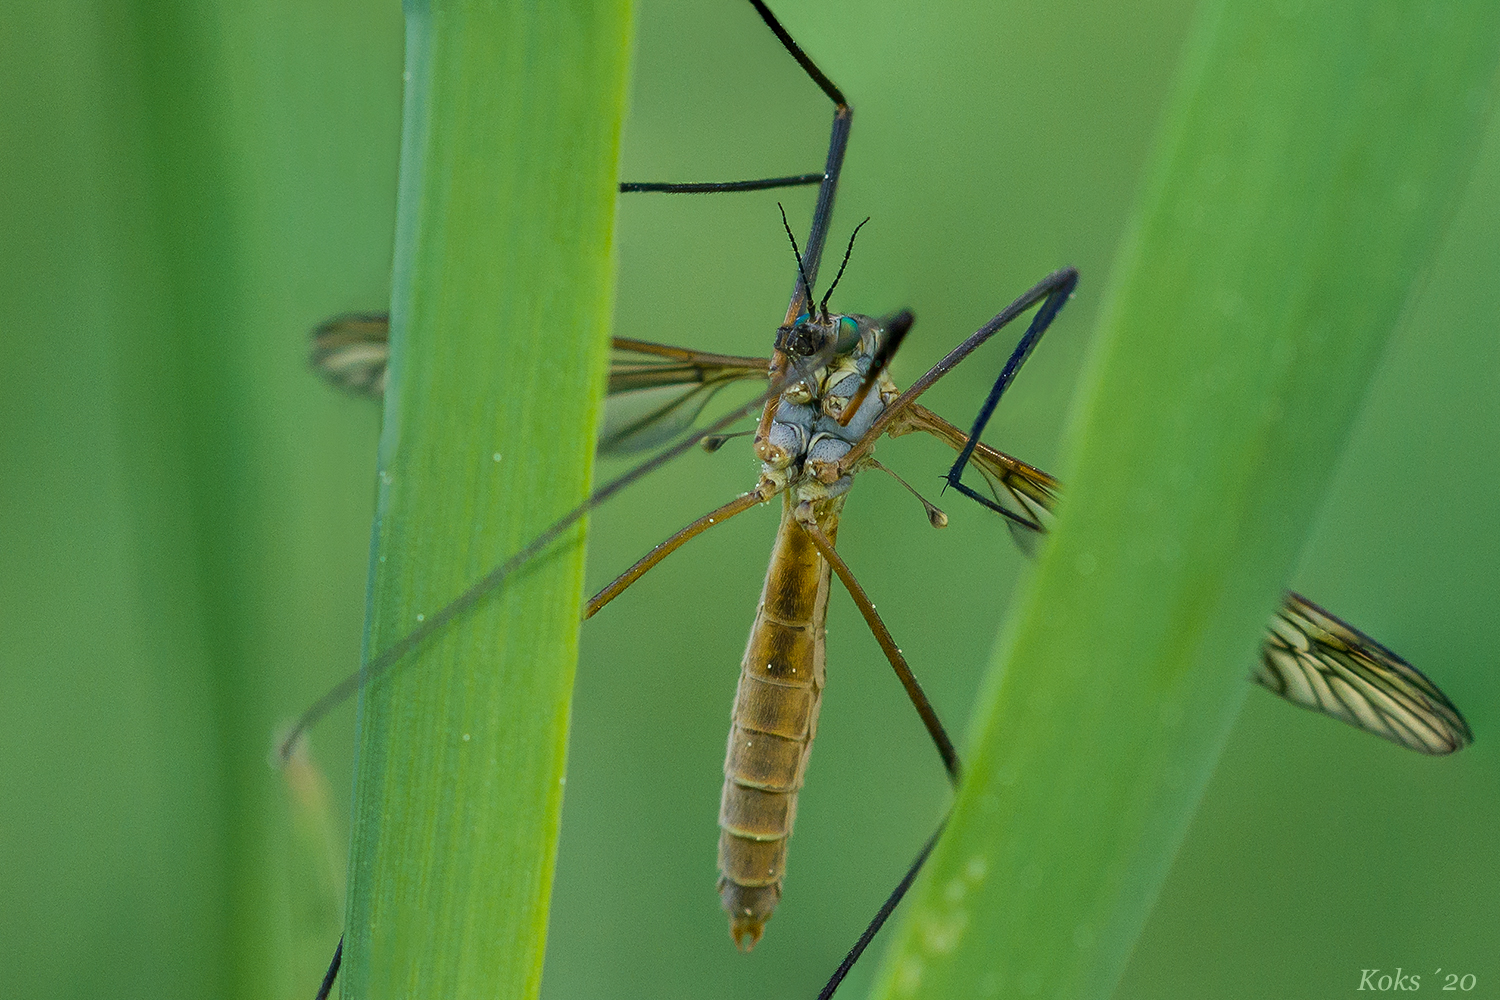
[891,403,1058,555]
[889,402,1471,753]
[1257,594,1472,755]
[602,338,768,453]
[310,315,770,454]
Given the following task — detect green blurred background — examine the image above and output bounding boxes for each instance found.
[2,1,1495,999]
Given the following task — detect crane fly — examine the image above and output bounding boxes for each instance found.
[307,258,1473,958]
[291,0,1472,995]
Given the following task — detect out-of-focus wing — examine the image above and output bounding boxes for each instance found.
[1257,593,1473,755]
[311,313,391,399]
[309,316,769,455]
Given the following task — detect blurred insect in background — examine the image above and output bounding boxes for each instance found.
[290,0,1473,996]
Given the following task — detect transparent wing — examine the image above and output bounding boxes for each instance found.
[309,316,769,455]
[600,339,768,454]
[1256,593,1473,755]
[890,403,1470,753]
[892,403,1058,555]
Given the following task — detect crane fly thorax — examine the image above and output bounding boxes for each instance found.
[757,312,899,502]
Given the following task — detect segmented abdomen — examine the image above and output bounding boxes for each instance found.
[718,494,840,950]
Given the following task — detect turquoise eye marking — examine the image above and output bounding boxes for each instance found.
[840,316,857,334]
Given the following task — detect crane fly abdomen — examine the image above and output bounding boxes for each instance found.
[719,492,843,950]
[718,308,889,948]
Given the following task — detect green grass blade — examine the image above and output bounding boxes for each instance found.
[338,3,632,998]
[0,6,236,997]
[870,3,1500,998]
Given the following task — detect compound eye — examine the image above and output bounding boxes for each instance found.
[787,322,828,358]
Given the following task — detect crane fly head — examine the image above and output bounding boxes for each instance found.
[775,310,858,361]
[774,310,862,408]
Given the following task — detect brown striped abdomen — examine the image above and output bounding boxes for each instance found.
[718,494,841,950]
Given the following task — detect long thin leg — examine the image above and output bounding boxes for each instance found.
[793,502,960,783]
[619,174,823,194]
[834,267,1080,475]
[584,485,774,619]
[796,502,955,998]
[944,269,1079,515]
[621,0,852,301]
[313,936,342,1000]
[744,0,852,307]
[818,820,946,1000]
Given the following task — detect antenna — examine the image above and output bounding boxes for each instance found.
[778,202,817,317]
[820,217,869,315]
